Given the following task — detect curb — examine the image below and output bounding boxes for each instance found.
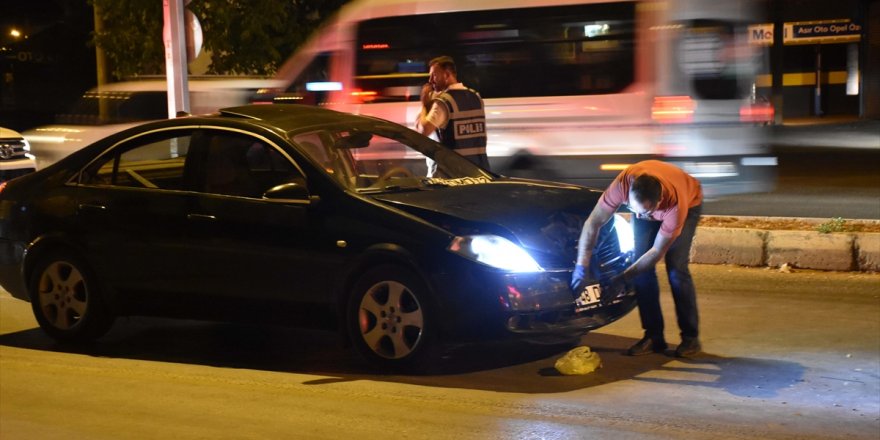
[690,226,880,272]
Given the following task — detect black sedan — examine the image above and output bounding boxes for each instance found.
[0,104,635,370]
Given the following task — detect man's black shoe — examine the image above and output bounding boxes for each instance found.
[626,336,668,356]
[675,338,702,358]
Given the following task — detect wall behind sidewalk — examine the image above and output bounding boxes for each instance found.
[690,227,880,272]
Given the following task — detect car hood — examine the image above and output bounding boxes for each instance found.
[0,127,25,139]
[372,179,603,268]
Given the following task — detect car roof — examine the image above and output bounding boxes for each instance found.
[90,77,285,93]
[216,104,389,132]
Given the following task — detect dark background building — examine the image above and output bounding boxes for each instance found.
[1,1,96,131]
[758,0,879,119]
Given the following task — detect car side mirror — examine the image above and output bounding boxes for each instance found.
[263,181,319,203]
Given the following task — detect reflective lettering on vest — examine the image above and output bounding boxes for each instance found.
[435,88,491,170]
[454,119,485,139]
[436,89,487,153]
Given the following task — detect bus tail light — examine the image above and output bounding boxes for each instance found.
[651,96,695,124]
[350,89,378,103]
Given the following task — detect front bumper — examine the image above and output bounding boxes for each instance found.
[431,266,636,342]
[0,158,36,182]
[500,270,637,335]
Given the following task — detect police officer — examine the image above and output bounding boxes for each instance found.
[417,56,490,174]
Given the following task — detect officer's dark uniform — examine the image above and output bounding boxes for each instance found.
[432,88,490,170]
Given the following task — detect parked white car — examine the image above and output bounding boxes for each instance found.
[22,77,284,169]
[0,127,37,182]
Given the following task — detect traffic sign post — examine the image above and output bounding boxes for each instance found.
[163,0,190,118]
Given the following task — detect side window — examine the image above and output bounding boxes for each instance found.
[291,130,358,187]
[355,2,635,100]
[80,131,191,190]
[202,133,303,198]
[58,91,167,125]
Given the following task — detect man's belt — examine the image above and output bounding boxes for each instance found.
[455,147,487,156]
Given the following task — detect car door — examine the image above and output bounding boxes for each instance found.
[75,128,201,312]
[180,129,344,322]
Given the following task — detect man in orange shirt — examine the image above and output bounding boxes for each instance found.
[572,160,704,357]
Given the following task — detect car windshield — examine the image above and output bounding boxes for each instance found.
[288,122,494,193]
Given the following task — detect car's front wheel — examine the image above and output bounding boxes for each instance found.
[347,265,438,370]
[29,250,114,342]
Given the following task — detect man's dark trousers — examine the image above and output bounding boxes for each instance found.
[631,204,702,341]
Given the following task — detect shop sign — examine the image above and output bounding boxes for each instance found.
[748,24,774,46]
[783,19,861,45]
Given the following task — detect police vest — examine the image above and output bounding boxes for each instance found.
[434,89,490,170]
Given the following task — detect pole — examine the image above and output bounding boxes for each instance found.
[163,0,190,118]
[771,0,784,125]
[93,1,109,122]
[814,45,822,116]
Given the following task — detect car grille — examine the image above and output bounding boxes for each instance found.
[0,138,28,161]
[529,213,630,272]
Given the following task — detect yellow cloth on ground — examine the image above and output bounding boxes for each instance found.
[554,346,602,375]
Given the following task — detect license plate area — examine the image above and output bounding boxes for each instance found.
[574,283,602,312]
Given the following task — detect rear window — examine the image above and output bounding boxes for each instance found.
[355,2,635,102]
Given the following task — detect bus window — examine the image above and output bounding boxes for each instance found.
[354,2,636,102]
[280,52,335,105]
[676,20,757,100]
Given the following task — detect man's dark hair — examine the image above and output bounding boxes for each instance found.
[631,173,662,204]
[429,56,457,75]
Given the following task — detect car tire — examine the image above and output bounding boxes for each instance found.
[29,250,114,342]
[346,264,438,371]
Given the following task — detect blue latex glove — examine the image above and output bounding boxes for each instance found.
[571,264,588,294]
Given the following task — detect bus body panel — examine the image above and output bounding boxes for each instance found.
[272,0,774,198]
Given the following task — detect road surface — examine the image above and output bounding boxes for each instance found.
[704,146,880,219]
[1,265,878,439]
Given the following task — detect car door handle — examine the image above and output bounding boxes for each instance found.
[187,213,217,221]
[78,203,107,211]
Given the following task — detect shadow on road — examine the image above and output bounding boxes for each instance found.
[0,319,804,396]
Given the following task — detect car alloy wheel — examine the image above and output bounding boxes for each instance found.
[348,265,436,369]
[30,251,113,342]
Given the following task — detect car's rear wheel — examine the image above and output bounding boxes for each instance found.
[347,265,437,370]
[29,250,114,342]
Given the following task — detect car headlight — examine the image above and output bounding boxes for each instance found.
[449,234,543,272]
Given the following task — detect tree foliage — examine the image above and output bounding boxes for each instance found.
[90,0,347,79]
[90,0,165,79]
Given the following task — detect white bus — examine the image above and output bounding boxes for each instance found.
[267,0,776,197]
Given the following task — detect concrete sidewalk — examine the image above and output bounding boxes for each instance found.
[690,118,879,272]
[691,216,880,272]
